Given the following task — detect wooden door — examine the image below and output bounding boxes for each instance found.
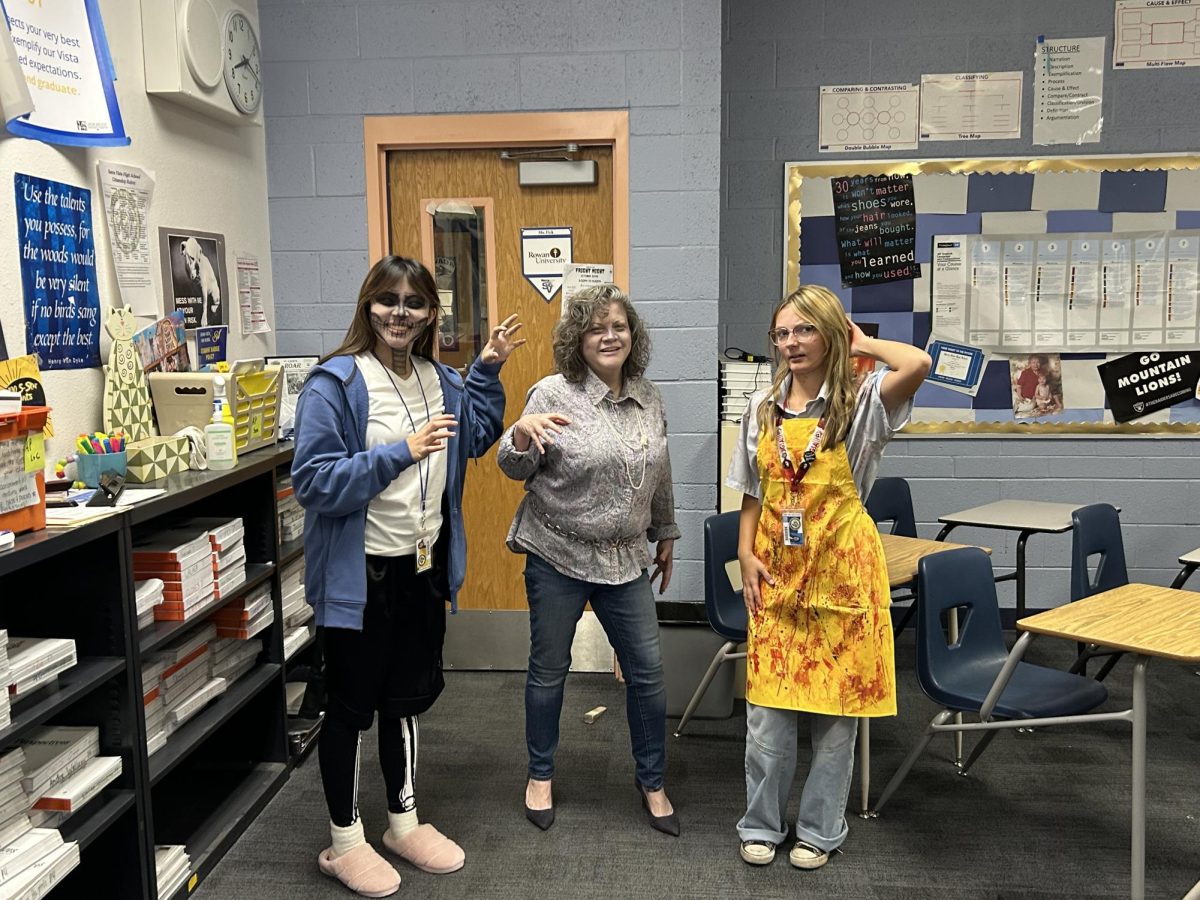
[385,147,614,610]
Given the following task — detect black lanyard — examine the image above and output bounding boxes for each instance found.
[774,412,825,494]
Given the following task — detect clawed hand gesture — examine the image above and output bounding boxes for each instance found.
[480,314,527,364]
[513,412,572,454]
[406,413,457,461]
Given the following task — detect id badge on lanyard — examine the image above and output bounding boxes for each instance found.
[415,535,433,573]
[776,414,824,550]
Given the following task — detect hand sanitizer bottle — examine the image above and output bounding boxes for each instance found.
[205,397,237,470]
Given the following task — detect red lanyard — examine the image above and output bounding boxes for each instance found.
[774,413,825,494]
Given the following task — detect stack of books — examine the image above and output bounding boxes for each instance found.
[0,827,60,889]
[0,634,11,729]
[141,659,167,757]
[15,725,121,828]
[210,582,272,640]
[155,844,190,898]
[145,626,227,740]
[0,839,78,898]
[134,579,164,631]
[6,639,76,701]
[208,638,261,685]
[720,359,774,423]
[280,557,313,660]
[277,476,304,543]
[29,754,122,829]
[0,751,29,841]
[190,517,246,600]
[133,530,216,624]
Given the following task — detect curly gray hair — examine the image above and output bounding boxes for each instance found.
[552,284,651,384]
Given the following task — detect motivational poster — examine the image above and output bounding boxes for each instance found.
[14,173,101,370]
[1097,350,1200,422]
[831,174,921,287]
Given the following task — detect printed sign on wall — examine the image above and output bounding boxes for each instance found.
[1097,351,1200,422]
[831,174,921,287]
[14,173,101,370]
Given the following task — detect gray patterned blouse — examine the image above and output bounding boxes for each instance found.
[497,369,681,585]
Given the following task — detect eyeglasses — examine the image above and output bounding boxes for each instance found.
[767,324,819,345]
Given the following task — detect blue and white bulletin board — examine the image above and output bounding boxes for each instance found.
[785,153,1200,433]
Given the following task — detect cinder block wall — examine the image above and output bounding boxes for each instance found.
[258,0,722,602]
[721,0,1200,606]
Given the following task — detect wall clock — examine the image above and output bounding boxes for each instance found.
[141,0,263,127]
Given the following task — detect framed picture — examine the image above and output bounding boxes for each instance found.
[132,312,190,374]
[159,227,229,330]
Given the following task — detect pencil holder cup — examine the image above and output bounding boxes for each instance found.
[76,451,127,489]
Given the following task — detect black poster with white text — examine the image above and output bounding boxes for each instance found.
[831,174,921,288]
[1097,351,1200,423]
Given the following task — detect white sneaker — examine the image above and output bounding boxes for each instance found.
[788,840,829,870]
[739,840,776,865]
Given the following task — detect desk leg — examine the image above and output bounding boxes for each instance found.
[1170,563,1198,591]
[1131,655,1148,900]
[934,523,958,542]
[1015,530,1032,617]
[858,717,871,817]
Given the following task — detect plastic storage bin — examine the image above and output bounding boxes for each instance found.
[0,406,50,535]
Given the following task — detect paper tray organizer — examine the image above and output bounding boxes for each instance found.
[148,365,282,454]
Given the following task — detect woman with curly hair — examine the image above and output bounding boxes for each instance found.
[497,284,681,837]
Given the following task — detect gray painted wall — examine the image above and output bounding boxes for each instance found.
[258,0,722,602]
[721,0,1200,606]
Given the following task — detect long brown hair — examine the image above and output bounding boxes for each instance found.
[553,284,651,384]
[754,285,856,451]
[320,256,439,364]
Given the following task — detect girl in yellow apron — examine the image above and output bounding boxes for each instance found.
[724,285,931,870]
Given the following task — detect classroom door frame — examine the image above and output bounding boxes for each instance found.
[363,110,629,280]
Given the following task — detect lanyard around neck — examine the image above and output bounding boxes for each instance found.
[774,411,825,493]
[375,355,433,527]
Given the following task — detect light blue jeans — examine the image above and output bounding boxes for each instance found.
[736,703,858,852]
[524,552,667,789]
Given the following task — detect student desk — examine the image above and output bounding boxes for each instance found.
[935,500,1094,616]
[857,535,990,814]
[1170,547,1200,589]
[993,584,1200,900]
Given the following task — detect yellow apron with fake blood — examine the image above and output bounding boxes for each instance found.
[746,417,897,717]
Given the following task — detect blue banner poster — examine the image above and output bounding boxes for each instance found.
[15,173,101,370]
[196,326,227,368]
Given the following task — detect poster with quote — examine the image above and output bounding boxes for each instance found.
[0,0,128,146]
[14,173,101,370]
[831,174,921,287]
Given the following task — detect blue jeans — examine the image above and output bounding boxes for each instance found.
[736,703,858,852]
[524,552,667,789]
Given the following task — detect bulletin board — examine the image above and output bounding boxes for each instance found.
[785,153,1200,434]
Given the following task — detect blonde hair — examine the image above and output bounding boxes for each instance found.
[754,285,856,451]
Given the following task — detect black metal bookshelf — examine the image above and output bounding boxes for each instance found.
[0,444,296,900]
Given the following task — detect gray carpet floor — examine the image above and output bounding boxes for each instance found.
[197,639,1200,899]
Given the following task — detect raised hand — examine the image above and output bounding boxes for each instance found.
[480,314,527,364]
[406,413,457,461]
[512,412,571,454]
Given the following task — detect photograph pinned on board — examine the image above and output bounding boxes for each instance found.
[158,228,228,329]
[131,312,190,374]
[1010,352,1064,419]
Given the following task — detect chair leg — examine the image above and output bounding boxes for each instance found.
[958,728,1000,776]
[872,710,953,814]
[893,603,917,637]
[1094,651,1124,682]
[673,641,736,738]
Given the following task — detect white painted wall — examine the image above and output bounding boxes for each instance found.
[0,0,276,465]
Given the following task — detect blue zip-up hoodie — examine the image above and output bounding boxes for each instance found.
[291,353,506,630]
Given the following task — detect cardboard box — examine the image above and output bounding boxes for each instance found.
[126,435,189,484]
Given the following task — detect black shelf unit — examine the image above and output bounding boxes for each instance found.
[0,444,297,899]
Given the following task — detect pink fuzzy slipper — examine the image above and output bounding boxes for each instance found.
[382,823,465,874]
[317,844,401,897]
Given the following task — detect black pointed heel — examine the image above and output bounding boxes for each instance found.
[636,782,680,837]
[525,803,555,831]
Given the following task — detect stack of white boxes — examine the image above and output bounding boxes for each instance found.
[212,582,273,642]
[134,531,215,624]
[280,557,312,661]
[190,518,246,601]
[155,844,190,898]
[277,476,304,544]
[133,580,164,632]
[5,638,76,701]
[144,625,227,743]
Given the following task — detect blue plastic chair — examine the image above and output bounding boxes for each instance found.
[873,547,1108,811]
[673,511,748,737]
[866,477,919,635]
[1067,503,1129,681]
